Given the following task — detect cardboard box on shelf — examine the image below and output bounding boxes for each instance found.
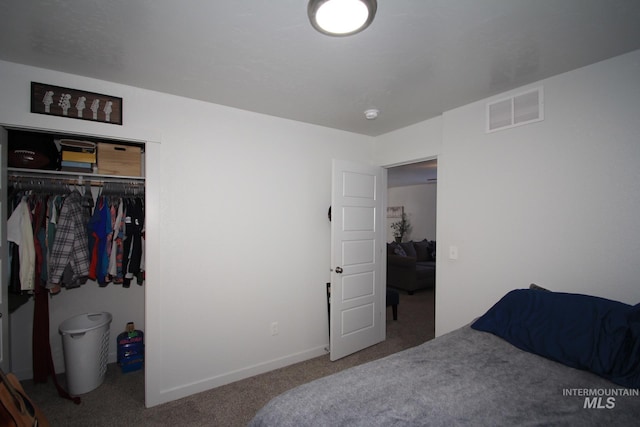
[97,143,142,177]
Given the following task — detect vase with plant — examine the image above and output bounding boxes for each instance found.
[391,213,411,243]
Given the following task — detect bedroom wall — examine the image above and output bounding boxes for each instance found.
[376,115,443,245]
[374,116,442,168]
[386,184,437,243]
[0,60,374,406]
[435,49,640,335]
[3,48,639,407]
[373,49,640,339]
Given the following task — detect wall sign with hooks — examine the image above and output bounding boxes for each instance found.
[31,82,123,125]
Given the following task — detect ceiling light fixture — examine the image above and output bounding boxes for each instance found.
[308,0,377,36]
[364,108,379,120]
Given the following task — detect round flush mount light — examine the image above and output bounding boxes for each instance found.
[364,109,379,120]
[308,0,377,37]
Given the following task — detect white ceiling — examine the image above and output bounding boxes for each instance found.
[0,0,639,138]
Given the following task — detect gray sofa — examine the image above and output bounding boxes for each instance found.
[387,240,435,294]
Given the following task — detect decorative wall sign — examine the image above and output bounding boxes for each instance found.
[387,206,404,218]
[30,82,123,125]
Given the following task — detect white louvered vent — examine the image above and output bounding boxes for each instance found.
[486,87,543,133]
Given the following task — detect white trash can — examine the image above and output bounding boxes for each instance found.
[59,312,112,395]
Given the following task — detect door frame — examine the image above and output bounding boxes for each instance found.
[384,156,438,327]
[0,128,8,372]
[0,123,158,409]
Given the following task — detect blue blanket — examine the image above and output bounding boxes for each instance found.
[472,289,640,388]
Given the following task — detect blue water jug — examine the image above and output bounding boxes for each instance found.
[117,322,144,373]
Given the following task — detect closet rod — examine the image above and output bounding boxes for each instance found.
[7,167,145,185]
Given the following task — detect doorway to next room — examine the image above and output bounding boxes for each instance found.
[386,159,437,342]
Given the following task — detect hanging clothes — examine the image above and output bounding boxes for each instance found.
[139,225,146,284]
[6,178,145,291]
[123,197,144,287]
[30,195,48,291]
[31,194,48,381]
[108,198,125,284]
[31,193,79,404]
[45,195,63,289]
[7,196,35,291]
[6,191,39,312]
[88,195,113,286]
[47,191,91,290]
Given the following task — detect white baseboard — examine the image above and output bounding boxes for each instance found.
[147,345,328,407]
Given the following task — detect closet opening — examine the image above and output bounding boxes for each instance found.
[1,127,146,400]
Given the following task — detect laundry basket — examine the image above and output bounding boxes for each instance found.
[59,312,112,395]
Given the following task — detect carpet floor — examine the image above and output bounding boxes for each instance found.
[21,288,435,426]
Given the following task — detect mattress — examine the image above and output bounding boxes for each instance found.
[249,325,640,426]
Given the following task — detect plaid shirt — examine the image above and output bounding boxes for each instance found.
[48,191,90,287]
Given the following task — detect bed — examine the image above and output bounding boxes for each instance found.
[249,288,640,426]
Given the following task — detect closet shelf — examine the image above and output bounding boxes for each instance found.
[7,167,145,185]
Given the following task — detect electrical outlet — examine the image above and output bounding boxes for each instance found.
[449,245,459,260]
[270,321,279,336]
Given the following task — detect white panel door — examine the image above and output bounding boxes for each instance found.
[0,128,8,372]
[330,159,385,361]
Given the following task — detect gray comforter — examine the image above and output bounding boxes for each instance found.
[249,325,640,426]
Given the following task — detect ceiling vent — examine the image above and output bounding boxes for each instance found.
[486,86,543,133]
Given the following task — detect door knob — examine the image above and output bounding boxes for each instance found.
[335,266,343,274]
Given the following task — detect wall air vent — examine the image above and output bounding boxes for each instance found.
[486,86,543,133]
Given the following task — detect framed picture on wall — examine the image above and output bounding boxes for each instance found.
[387,206,403,218]
[30,82,123,125]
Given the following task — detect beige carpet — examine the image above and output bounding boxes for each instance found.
[21,288,434,426]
